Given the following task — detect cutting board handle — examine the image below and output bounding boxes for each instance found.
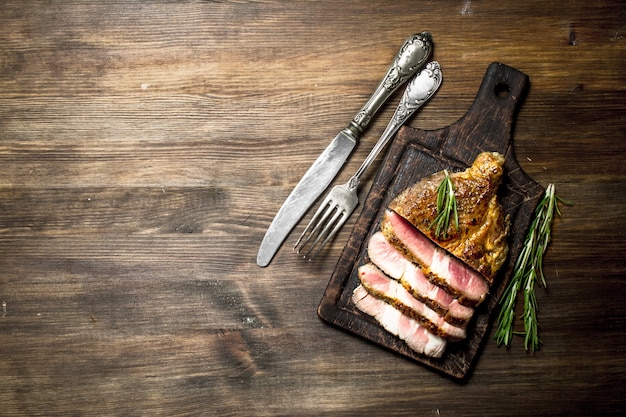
[472,62,529,117]
[420,62,530,163]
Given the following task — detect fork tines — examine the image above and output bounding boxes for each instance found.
[294,198,349,260]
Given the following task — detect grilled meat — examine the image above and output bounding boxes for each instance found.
[358,263,467,340]
[367,231,474,326]
[387,152,510,282]
[354,152,510,357]
[381,209,490,307]
[352,285,447,358]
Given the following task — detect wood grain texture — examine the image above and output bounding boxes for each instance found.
[1,1,625,416]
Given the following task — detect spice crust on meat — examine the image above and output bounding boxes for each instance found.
[387,152,510,282]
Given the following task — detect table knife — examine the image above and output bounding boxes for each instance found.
[257,32,433,267]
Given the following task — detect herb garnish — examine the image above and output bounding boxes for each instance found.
[430,170,459,239]
[495,183,568,351]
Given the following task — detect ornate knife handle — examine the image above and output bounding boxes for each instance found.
[348,32,433,135]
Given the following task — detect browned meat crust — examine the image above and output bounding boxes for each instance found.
[387,152,510,283]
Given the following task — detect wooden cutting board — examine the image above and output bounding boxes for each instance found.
[318,62,545,379]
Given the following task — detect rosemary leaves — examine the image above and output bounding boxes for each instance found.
[495,183,567,351]
[430,170,459,239]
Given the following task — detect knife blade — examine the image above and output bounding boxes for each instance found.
[257,32,433,267]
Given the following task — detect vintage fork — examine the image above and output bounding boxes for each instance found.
[294,61,443,260]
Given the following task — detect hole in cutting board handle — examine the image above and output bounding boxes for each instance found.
[494,82,511,99]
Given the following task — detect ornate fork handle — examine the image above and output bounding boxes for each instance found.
[348,61,443,190]
[294,62,442,260]
[348,32,433,135]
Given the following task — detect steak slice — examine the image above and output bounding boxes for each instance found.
[381,209,489,307]
[367,231,474,326]
[352,285,447,358]
[358,263,467,340]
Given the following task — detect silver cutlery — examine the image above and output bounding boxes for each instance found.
[256,33,433,267]
[294,61,443,260]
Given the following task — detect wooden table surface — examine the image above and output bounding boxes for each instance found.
[1,1,625,416]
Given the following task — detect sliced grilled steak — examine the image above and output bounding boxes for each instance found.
[352,285,447,358]
[358,263,467,340]
[381,209,490,307]
[367,231,474,326]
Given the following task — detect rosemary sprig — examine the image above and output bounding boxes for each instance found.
[495,183,568,351]
[430,170,459,239]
